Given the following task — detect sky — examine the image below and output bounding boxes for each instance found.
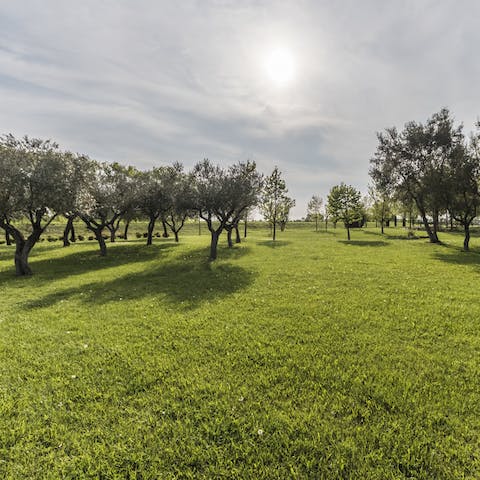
[1,0,479,218]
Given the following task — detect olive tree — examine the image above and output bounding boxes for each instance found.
[138,165,179,246]
[62,153,96,247]
[163,166,195,242]
[192,159,261,260]
[0,135,77,275]
[223,161,262,247]
[78,161,134,255]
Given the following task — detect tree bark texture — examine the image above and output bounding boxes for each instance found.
[13,229,42,275]
[162,220,169,238]
[147,217,156,246]
[210,230,220,260]
[464,224,470,251]
[94,228,107,256]
[124,220,130,240]
[63,216,75,247]
[226,228,233,248]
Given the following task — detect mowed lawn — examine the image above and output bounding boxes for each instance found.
[1,224,480,479]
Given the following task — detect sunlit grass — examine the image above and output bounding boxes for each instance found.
[1,223,479,478]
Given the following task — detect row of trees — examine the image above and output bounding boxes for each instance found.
[0,135,295,275]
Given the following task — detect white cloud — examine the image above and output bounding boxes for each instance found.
[0,0,479,216]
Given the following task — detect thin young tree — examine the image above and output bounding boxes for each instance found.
[307,195,323,232]
[259,166,293,241]
[327,183,363,241]
[368,185,392,235]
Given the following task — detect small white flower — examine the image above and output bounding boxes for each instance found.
[238,396,244,402]
[83,344,88,349]
[70,375,77,379]
[257,429,264,436]
[161,410,166,415]
[66,331,71,334]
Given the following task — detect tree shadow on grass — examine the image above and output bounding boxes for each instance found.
[0,242,181,285]
[23,247,254,311]
[361,229,427,241]
[256,240,290,248]
[432,247,480,270]
[338,240,389,247]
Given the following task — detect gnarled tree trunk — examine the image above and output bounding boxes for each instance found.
[93,228,107,256]
[123,220,130,240]
[419,210,439,243]
[161,220,169,238]
[147,216,157,246]
[13,229,42,276]
[226,228,233,248]
[108,226,116,243]
[63,216,75,247]
[464,224,471,251]
[210,230,220,260]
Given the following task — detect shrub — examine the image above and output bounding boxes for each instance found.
[143,233,148,238]
[155,232,161,237]
[78,235,85,241]
[0,240,5,245]
[88,236,94,241]
[47,236,56,242]
[135,232,142,239]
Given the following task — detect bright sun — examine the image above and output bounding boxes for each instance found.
[265,47,296,86]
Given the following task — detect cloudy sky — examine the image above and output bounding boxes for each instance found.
[1,0,479,217]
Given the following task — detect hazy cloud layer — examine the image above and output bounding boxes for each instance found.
[1,0,479,216]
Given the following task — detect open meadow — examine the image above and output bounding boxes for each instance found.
[1,223,480,479]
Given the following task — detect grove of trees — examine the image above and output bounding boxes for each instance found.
[0,135,296,275]
[370,108,480,250]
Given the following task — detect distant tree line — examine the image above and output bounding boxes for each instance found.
[0,134,295,275]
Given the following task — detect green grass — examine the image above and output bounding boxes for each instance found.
[1,224,480,478]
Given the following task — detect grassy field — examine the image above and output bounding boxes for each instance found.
[1,222,480,479]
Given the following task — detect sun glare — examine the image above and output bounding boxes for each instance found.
[265,47,296,87]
